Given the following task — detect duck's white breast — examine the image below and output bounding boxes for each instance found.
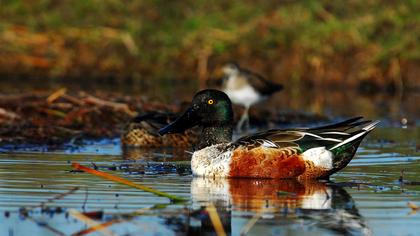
[301,147,333,169]
[191,144,233,178]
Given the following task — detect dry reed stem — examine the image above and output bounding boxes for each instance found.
[26,215,66,236]
[72,162,186,202]
[27,187,79,211]
[69,209,116,236]
[72,219,121,236]
[206,203,227,236]
[407,202,419,215]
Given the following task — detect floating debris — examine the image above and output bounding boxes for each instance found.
[407,202,419,215]
[72,162,187,203]
[81,211,104,220]
[206,203,227,236]
[72,219,122,236]
[69,209,115,236]
[240,209,266,236]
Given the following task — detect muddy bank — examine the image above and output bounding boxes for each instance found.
[0,89,176,146]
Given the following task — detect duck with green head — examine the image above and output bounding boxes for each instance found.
[159,89,379,179]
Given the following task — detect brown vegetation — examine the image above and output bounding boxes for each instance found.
[0,89,177,145]
[0,1,418,90]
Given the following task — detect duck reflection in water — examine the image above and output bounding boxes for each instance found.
[184,178,371,236]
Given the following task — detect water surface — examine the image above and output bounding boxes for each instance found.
[0,126,419,236]
[1,80,419,235]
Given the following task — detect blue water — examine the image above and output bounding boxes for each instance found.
[0,126,419,236]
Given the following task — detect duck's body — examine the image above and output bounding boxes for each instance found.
[191,118,377,179]
[159,89,378,179]
[121,112,198,147]
[192,144,326,179]
[220,63,283,131]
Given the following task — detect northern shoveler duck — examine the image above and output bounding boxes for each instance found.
[220,62,283,131]
[121,112,198,148]
[159,89,379,179]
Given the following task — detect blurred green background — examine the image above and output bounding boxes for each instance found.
[0,0,419,90]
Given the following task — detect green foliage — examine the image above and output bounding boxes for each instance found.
[0,0,418,85]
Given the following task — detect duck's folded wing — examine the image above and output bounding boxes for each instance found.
[233,130,303,150]
[233,130,343,152]
[233,117,377,152]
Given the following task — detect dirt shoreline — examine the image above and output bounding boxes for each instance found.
[0,89,178,146]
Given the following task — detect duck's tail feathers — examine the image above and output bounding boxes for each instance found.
[310,117,364,131]
[329,120,380,151]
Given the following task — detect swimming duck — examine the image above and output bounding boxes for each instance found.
[121,112,198,148]
[221,63,283,131]
[159,89,379,179]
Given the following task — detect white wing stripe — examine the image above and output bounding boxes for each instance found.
[261,139,278,148]
[300,132,342,142]
[329,131,366,150]
[320,131,350,135]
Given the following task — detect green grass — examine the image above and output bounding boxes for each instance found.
[0,0,418,88]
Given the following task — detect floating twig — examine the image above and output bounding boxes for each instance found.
[69,209,116,236]
[82,187,89,210]
[206,203,227,236]
[240,211,263,236]
[407,202,419,215]
[73,207,173,235]
[239,208,275,236]
[26,215,66,236]
[72,162,187,203]
[72,219,120,236]
[28,187,79,211]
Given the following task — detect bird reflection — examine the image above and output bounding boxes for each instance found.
[187,178,371,236]
[120,147,193,175]
[121,145,191,161]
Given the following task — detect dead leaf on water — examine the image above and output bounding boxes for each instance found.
[407,202,419,215]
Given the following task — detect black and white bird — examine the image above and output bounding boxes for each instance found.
[220,62,283,132]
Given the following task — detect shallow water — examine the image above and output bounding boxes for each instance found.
[0,126,419,236]
[1,80,419,235]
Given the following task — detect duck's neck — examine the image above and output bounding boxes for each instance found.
[197,124,233,150]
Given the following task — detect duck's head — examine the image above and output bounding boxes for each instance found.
[159,89,233,136]
[222,62,240,76]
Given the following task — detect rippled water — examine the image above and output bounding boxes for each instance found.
[1,80,419,235]
[0,126,419,236]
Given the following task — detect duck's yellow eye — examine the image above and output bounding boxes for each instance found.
[207,99,214,105]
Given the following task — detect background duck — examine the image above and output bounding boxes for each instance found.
[159,89,379,179]
[219,62,283,132]
[121,111,198,148]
